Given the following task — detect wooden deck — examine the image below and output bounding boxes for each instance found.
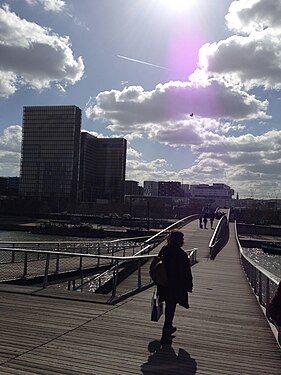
[0,220,280,374]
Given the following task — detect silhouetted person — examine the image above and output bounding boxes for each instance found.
[210,213,214,229]
[157,230,193,344]
[203,214,208,229]
[199,217,203,229]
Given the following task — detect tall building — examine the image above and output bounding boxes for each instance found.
[124,180,140,196]
[79,132,98,201]
[19,105,81,201]
[79,132,127,202]
[143,181,159,196]
[158,181,183,197]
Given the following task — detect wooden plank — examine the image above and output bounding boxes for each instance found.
[0,221,279,374]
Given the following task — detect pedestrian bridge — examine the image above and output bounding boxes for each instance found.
[0,215,280,374]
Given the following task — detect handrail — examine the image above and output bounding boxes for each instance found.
[134,214,199,257]
[145,214,199,244]
[234,221,280,347]
[0,215,199,303]
[73,247,198,293]
[0,244,198,301]
[209,215,228,260]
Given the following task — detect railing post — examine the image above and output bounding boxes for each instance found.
[138,259,141,289]
[23,252,28,278]
[56,243,60,274]
[265,277,270,306]
[112,259,118,299]
[43,253,50,288]
[253,266,257,294]
[12,243,15,263]
[37,243,40,260]
[258,271,262,305]
[79,254,83,271]
[97,244,100,269]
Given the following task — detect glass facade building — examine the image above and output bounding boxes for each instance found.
[19,105,81,200]
[79,132,127,202]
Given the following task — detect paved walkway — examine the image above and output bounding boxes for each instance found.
[0,221,280,374]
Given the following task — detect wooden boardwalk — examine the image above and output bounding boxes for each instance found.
[0,220,280,374]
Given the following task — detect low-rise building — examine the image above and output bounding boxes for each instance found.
[190,183,234,208]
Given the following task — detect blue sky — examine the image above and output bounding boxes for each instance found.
[0,0,281,199]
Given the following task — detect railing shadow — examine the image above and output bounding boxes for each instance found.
[141,340,197,375]
[209,215,230,260]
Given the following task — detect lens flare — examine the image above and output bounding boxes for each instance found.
[160,0,193,11]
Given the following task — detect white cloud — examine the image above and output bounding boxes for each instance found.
[0,125,22,152]
[193,0,281,90]
[125,129,281,198]
[0,71,17,97]
[127,147,142,158]
[0,150,21,176]
[86,79,268,130]
[196,31,281,90]
[226,0,281,34]
[0,125,22,176]
[0,5,84,97]
[26,0,66,13]
[126,158,177,183]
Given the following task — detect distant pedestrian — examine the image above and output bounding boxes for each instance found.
[199,217,203,229]
[210,214,214,229]
[157,230,193,344]
[203,215,208,229]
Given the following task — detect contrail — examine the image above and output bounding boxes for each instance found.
[117,55,169,70]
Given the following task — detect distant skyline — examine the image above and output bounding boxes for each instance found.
[0,0,281,199]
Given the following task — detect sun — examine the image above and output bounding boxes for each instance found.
[160,0,193,11]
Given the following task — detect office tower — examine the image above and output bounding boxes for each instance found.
[124,180,140,196]
[158,181,183,197]
[79,132,98,201]
[19,105,81,201]
[143,181,159,196]
[79,132,127,202]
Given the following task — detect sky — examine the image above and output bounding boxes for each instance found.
[0,0,281,199]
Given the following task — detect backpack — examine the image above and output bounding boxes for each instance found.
[149,256,168,287]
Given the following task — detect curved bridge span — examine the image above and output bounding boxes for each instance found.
[0,215,280,374]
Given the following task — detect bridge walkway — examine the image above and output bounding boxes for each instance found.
[0,221,280,374]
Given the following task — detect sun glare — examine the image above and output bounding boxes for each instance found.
[160,0,193,11]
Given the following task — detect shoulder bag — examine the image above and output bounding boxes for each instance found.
[149,256,168,287]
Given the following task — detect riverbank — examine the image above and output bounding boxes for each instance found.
[0,215,160,239]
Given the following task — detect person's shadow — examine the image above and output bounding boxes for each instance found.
[141,340,197,374]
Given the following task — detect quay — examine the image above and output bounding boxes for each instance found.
[0,219,280,374]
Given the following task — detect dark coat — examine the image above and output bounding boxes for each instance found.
[157,245,193,309]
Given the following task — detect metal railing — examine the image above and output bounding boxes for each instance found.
[234,221,280,347]
[72,247,197,302]
[0,214,199,301]
[209,213,229,260]
[68,214,199,300]
[0,237,148,260]
[0,245,197,300]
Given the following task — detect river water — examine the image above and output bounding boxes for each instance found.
[242,247,281,279]
[1,230,280,280]
[0,230,107,243]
